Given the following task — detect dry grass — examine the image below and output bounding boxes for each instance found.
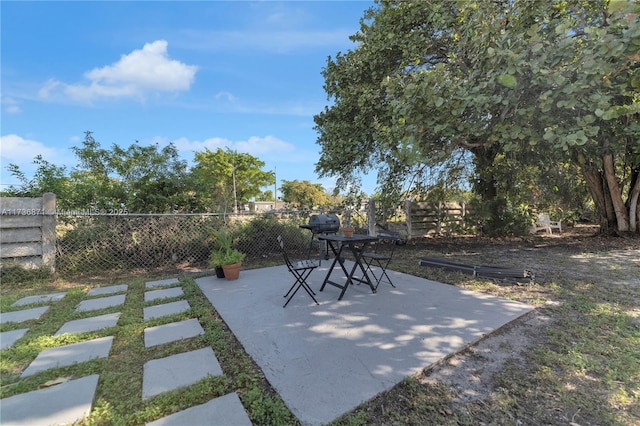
[333,225,640,425]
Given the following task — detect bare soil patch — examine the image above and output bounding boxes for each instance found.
[339,225,639,425]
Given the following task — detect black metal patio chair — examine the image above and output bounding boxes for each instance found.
[277,235,320,308]
[361,230,400,290]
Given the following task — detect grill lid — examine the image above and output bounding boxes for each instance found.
[307,214,340,232]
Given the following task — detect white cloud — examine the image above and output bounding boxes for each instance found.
[39,40,198,103]
[5,105,22,114]
[161,135,295,159]
[214,91,236,102]
[236,135,295,155]
[2,97,23,114]
[0,134,57,164]
[170,136,231,153]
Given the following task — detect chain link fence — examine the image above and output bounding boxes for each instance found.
[55,211,348,278]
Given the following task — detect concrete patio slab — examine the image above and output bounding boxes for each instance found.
[1,328,29,349]
[144,287,184,302]
[1,306,49,324]
[144,318,204,348]
[87,284,128,296]
[0,374,99,426]
[75,294,126,313]
[55,312,121,335]
[21,336,114,377]
[142,347,223,399]
[11,292,67,307]
[196,263,534,425]
[145,278,180,289]
[143,300,191,321]
[146,392,252,426]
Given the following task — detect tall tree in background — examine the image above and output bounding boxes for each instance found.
[5,156,72,209]
[6,132,194,213]
[280,179,330,210]
[191,148,274,213]
[70,132,193,212]
[315,0,639,234]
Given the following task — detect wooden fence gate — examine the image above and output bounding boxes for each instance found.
[0,193,56,272]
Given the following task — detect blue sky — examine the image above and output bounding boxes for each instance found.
[1,0,377,197]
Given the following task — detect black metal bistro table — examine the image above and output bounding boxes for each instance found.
[318,234,378,300]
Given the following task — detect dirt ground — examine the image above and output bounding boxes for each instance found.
[365,224,640,425]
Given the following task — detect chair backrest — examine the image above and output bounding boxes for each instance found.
[537,213,551,225]
[372,230,400,255]
[277,235,294,269]
[376,230,400,241]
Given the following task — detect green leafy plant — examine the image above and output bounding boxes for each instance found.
[210,228,245,266]
[212,228,233,253]
[210,248,245,266]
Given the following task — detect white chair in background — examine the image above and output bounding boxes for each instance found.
[530,213,562,234]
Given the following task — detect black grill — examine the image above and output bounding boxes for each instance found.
[301,214,340,234]
[300,214,340,264]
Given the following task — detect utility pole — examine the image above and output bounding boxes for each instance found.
[232,151,238,214]
[274,166,277,209]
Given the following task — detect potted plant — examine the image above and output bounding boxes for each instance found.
[342,210,355,237]
[218,248,245,281]
[210,229,245,281]
[210,229,229,278]
[209,250,226,278]
[341,188,365,238]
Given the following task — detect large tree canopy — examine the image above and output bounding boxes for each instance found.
[191,148,275,213]
[280,179,330,210]
[7,132,194,213]
[5,133,275,214]
[315,0,639,234]
[71,132,193,213]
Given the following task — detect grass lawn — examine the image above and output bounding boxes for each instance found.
[1,225,638,425]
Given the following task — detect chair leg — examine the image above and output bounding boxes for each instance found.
[368,259,395,290]
[361,258,379,287]
[284,280,319,307]
[283,269,319,308]
[377,267,396,289]
[283,269,316,298]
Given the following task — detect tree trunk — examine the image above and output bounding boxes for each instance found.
[471,145,499,202]
[602,153,629,232]
[579,157,609,232]
[470,145,502,234]
[628,171,640,233]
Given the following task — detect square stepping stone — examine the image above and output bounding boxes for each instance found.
[145,278,179,289]
[144,300,190,321]
[55,312,121,335]
[1,306,49,324]
[21,336,114,377]
[11,292,67,307]
[144,287,183,302]
[75,294,126,313]
[1,328,29,350]
[146,392,252,426]
[142,347,222,399]
[87,284,128,296]
[144,318,204,348]
[0,374,99,426]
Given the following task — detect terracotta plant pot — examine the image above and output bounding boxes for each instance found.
[342,227,355,238]
[222,262,241,281]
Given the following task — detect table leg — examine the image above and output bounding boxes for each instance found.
[319,240,377,300]
[320,241,343,292]
[319,243,353,299]
[346,243,376,295]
